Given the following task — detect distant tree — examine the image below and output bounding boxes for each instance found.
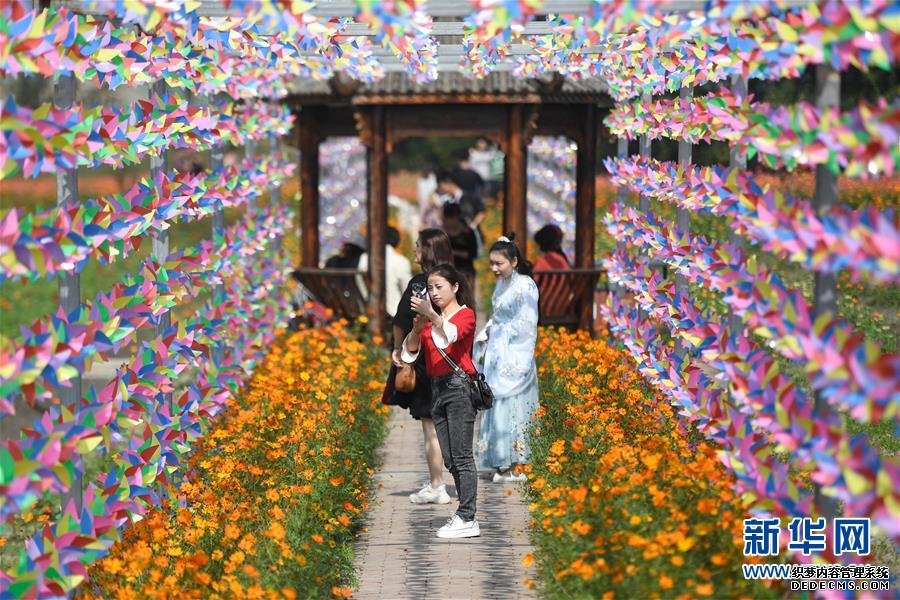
[390,136,479,173]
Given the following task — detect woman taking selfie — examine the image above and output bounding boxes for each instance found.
[401,263,480,539]
[390,229,455,506]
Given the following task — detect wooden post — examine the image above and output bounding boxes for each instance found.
[675,87,693,358]
[299,110,320,267]
[727,75,748,335]
[55,73,83,513]
[574,103,597,330]
[504,104,528,251]
[812,64,841,521]
[367,107,388,337]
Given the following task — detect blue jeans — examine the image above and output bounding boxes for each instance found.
[431,373,477,521]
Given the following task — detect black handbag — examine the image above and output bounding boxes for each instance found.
[435,345,494,411]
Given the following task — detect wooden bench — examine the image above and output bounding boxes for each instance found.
[291,268,369,321]
[532,268,606,328]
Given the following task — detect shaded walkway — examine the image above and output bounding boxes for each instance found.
[353,407,537,599]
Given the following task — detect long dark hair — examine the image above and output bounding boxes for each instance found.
[418,228,453,270]
[426,263,476,314]
[489,232,533,276]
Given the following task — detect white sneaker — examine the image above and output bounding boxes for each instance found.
[409,483,451,504]
[492,470,527,483]
[436,514,481,539]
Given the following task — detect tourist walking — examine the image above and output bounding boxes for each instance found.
[401,263,480,538]
[475,234,540,483]
[390,229,455,506]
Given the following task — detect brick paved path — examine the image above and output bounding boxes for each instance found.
[353,406,538,599]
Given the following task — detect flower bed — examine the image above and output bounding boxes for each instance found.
[525,328,778,599]
[84,321,389,598]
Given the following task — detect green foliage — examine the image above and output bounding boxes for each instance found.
[389,136,480,173]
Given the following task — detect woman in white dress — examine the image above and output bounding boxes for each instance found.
[475,233,540,483]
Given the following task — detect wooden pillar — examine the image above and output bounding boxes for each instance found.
[299,109,320,267]
[575,103,598,330]
[504,104,528,252]
[367,106,388,337]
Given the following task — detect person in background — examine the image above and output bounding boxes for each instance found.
[416,165,442,229]
[487,147,505,202]
[532,224,573,320]
[437,169,486,254]
[467,138,494,184]
[468,138,502,201]
[442,202,478,295]
[533,224,570,270]
[475,233,540,483]
[324,237,366,269]
[391,229,456,507]
[452,154,485,199]
[357,226,413,320]
[402,263,480,538]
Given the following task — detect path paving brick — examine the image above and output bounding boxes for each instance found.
[353,406,538,599]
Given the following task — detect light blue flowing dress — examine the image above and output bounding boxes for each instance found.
[475,271,539,471]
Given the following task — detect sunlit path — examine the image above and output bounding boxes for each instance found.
[353,407,537,599]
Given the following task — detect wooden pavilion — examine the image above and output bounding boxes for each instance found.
[286,70,612,336]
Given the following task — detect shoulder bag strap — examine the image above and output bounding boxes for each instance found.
[435,344,468,379]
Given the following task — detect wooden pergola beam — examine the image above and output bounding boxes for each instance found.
[299,109,320,267]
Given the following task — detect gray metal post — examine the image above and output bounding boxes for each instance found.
[612,136,629,296]
[616,137,629,205]
[150,80,171,335]
[208,140,225,365]
[608,136,630,344]
[727,74,748,335]
[638,93,652,213]
[209,142,225,303]
[55,73,83,513]
[812,64,841,521]
[269,132,282,254]
[637,93,652,320]
[675,87,693,358]
[246,138,258,216]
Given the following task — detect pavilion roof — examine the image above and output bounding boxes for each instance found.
[286,71,609,106]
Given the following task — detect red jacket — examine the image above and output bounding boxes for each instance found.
[404,306,476,377]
